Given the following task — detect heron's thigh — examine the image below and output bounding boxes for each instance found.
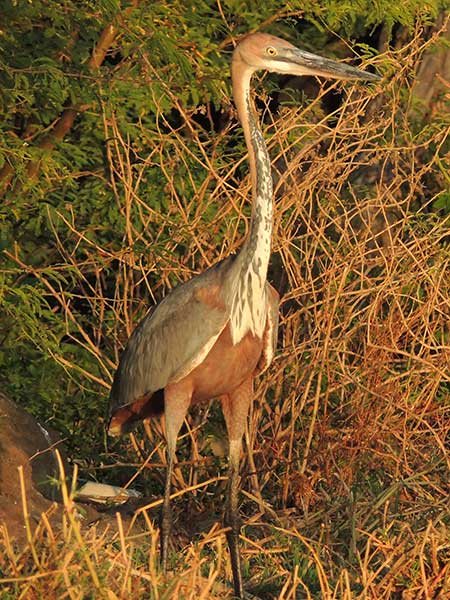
[220,377,253,444]
[164,381,193,455]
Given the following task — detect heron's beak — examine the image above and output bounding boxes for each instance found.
[280,47,380,82]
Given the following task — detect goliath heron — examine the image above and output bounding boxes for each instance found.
[108,32,378,598]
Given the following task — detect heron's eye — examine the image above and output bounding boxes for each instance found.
[266,46,277,57]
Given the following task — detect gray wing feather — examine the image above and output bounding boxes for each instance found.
[109,256,235,415]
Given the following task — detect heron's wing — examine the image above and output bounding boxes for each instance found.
[109,257,234,419]
[257,283,279,373]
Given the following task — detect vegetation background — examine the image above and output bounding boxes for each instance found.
[0,0,449,598]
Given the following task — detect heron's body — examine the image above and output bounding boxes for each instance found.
[108,256,279,433]
[108,31,378,598]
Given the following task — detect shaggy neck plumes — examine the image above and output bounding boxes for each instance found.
[229,59,273,344]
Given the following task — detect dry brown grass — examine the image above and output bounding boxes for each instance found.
[1,23,449,600]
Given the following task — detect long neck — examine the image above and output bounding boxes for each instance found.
[228,59,273,342]
[232,60,273,276]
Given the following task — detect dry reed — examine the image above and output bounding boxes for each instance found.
[1,24,449,600]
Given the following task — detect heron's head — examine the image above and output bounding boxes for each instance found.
[232,32,379,82]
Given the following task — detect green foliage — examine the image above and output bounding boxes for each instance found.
[0,7,449,597]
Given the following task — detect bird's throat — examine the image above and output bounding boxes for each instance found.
[230,77,273,344]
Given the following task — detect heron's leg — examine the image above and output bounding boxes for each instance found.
[160,383,192,573]
[221,377,253,599]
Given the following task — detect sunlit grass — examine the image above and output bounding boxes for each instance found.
[1,18,450,600]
